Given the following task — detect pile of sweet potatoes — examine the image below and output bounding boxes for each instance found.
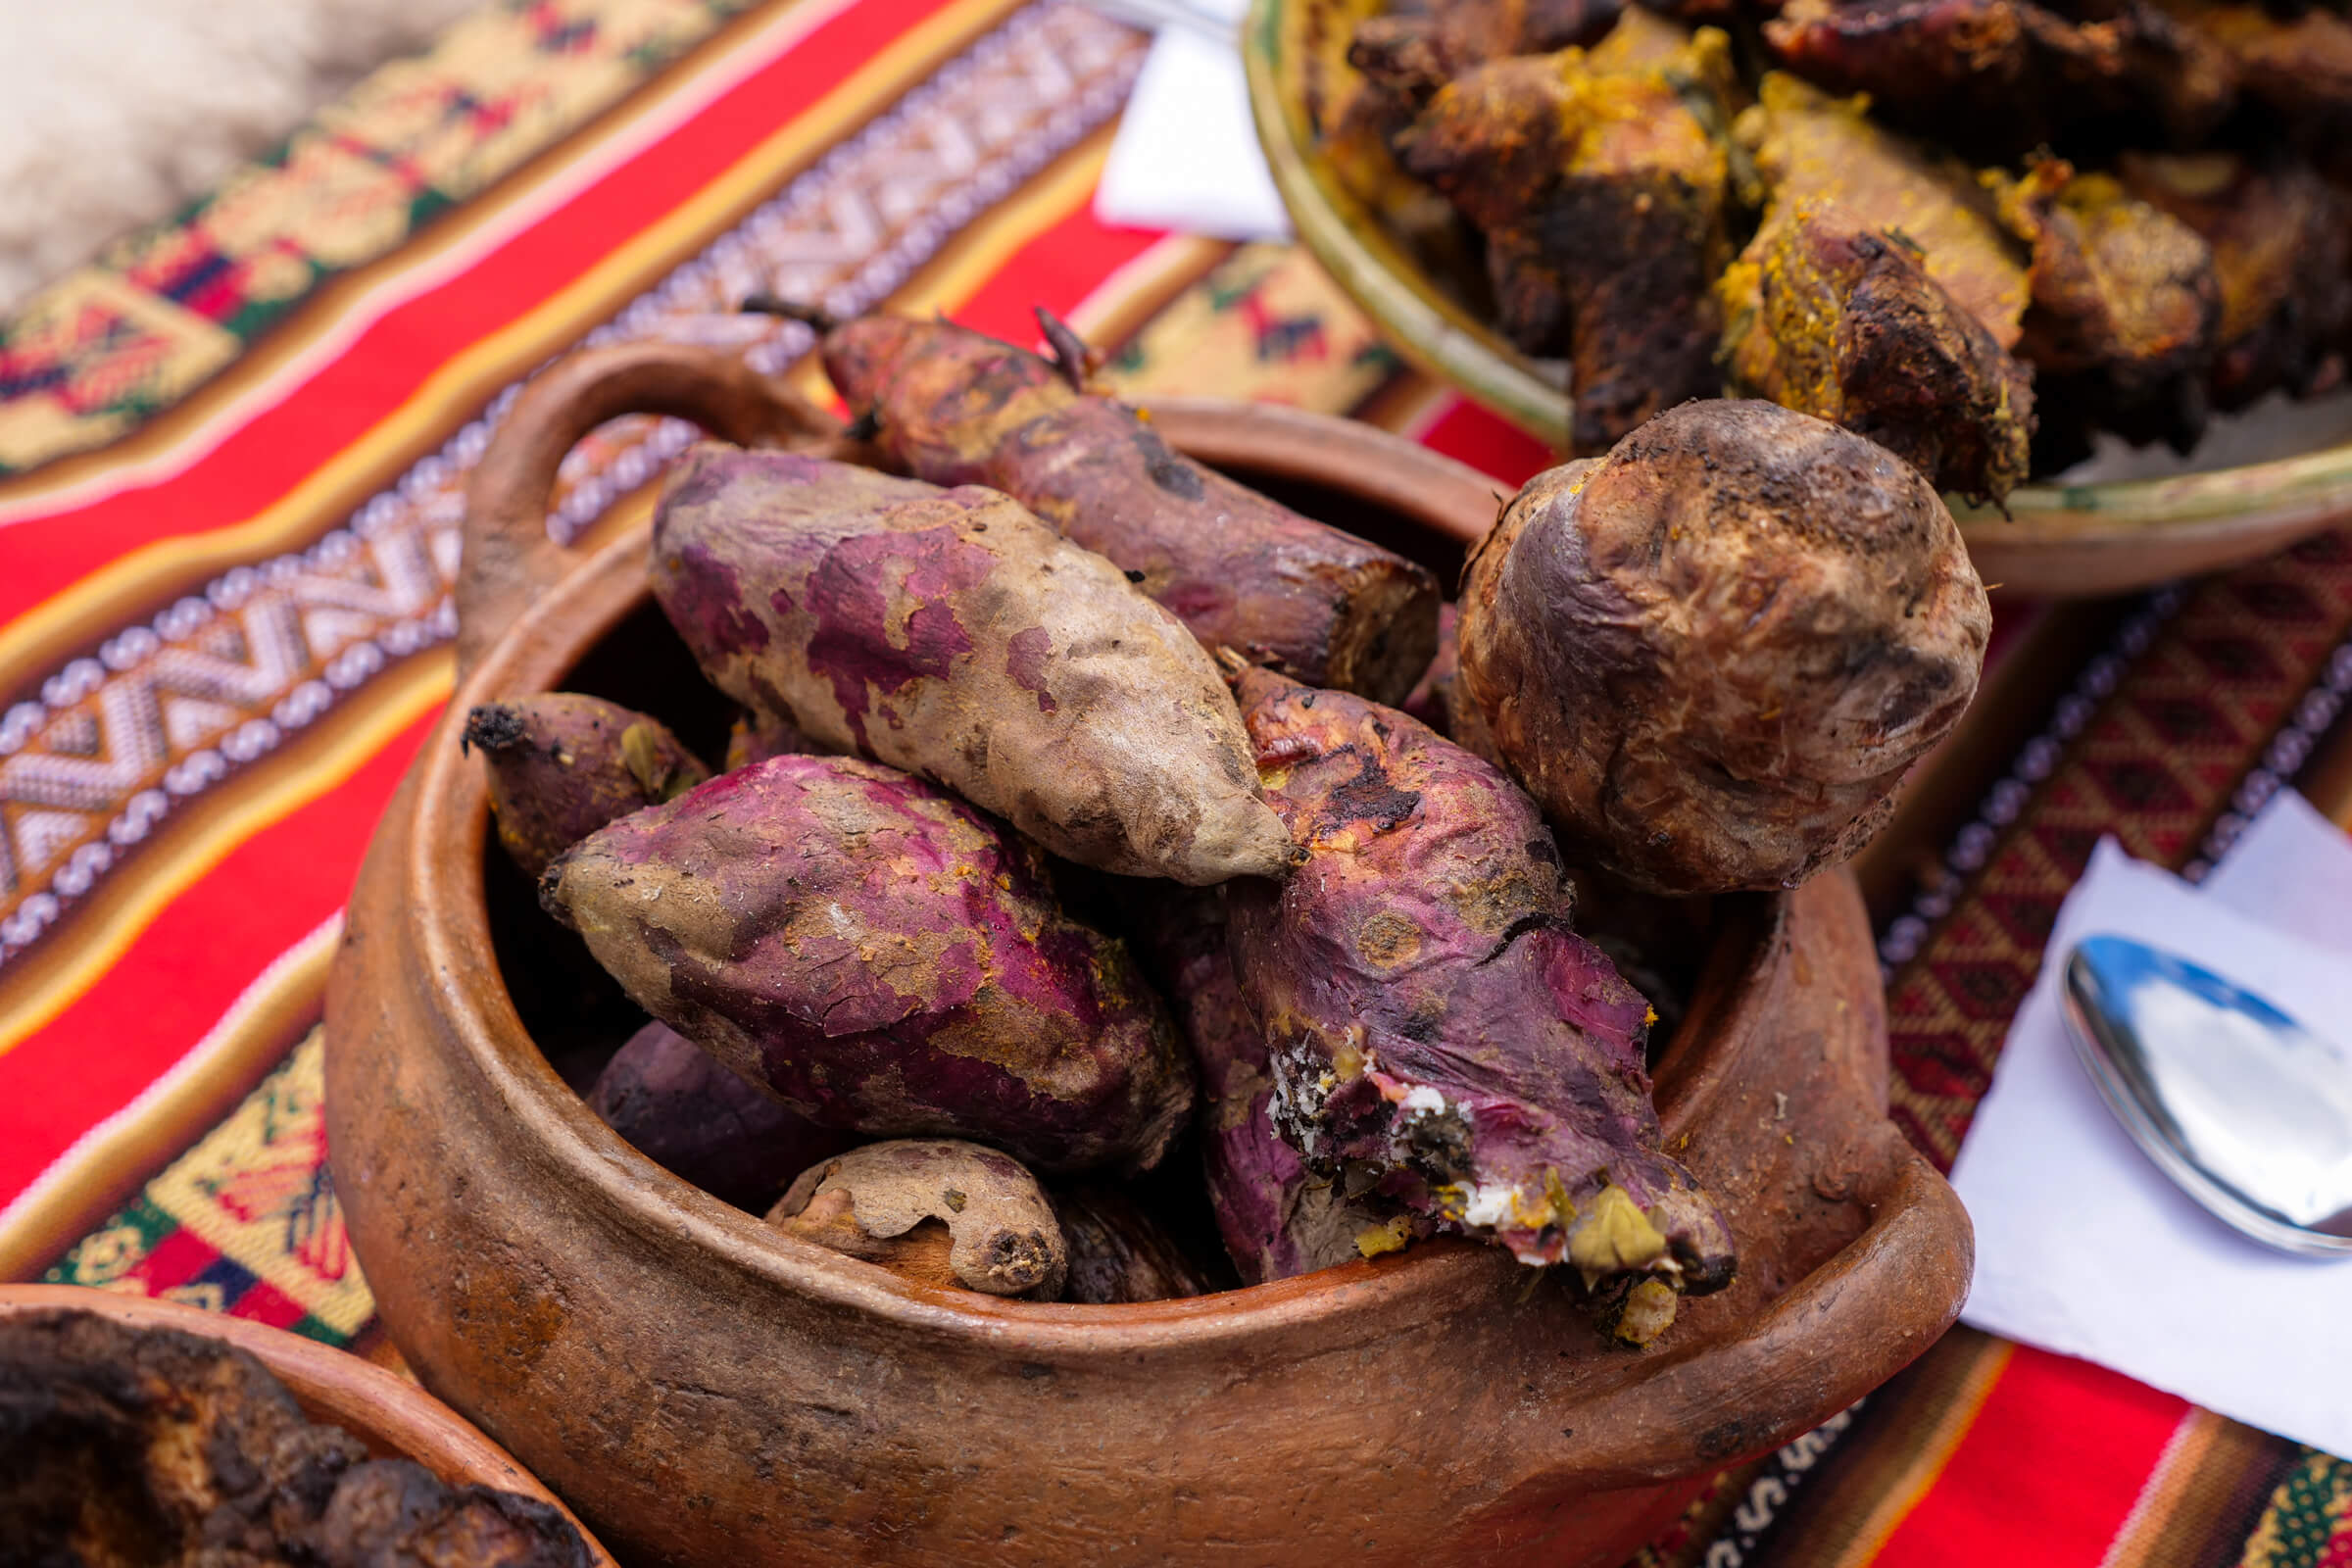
[475,311,1985,1336]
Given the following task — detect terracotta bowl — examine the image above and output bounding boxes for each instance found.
[323,341,1973,1568]
[1241,0,2352,598]
[0,1283,613,1564]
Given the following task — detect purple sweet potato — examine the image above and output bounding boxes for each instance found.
[541,754,1196,1174]
[1050,1184,1219,1302]
[721,707,815,772]
[586,1020,854,1210]
[820,314,1442,706]
[1129,887,1398,1284]
[461,693,709,878]
[650,446,1295,886]
[1223,664,1737,1298]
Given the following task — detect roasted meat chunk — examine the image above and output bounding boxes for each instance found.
[1399,17,1740,447]
[1985,158,2220,463]
[1719,74,2036,496]
[1719,209,2035,500]
[1762,0,2237,158]
[2121,151,2352,408]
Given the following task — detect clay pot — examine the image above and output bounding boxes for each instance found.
[0,1284,613,1563]
[324,341,1971,1568]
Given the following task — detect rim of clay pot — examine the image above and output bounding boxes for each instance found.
[0,1283,615,1564]
[413,469,1784,1355]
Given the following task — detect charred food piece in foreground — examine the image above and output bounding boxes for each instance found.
[650,445,1294,885]
[817,314,1441,706]
[542,755,1196,1175]
[1456,401,1989,896]
[0,1309,590,1568]
[1223,665,1737,1301]
[463,693,709,880]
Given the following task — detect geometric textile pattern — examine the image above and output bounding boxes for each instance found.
[1883,529,2352,1171]
[0,0,758,475]
[0,0,1149,969]
[1103,240,1403,410]
[42,1029,369,1345]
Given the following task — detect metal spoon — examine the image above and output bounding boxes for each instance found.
[2062,934,2352,1258]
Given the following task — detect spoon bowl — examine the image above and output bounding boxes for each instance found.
[2062,934,2352,1258]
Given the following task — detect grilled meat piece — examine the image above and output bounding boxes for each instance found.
[2121,150,2352,408]
[1763,0,2237,158]
[1399,16,1740,447]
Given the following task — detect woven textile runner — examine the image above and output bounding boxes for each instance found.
[5,2,2351,1563]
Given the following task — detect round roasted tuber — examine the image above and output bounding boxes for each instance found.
[462,693,710,879]
[767,1140,1068,1298]
[585,1021,855,1211]
[1455,400,1989,896]
[541,755,1196,1175]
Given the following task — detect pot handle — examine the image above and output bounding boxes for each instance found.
[1561,1124,1973,1489]
[455,339,843,678]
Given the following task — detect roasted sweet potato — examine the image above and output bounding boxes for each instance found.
[721,706,814,771]
[817,316,1441,705]
[462,693,709,879]
[1129,886,1398,1284]
[586,1020,855,1210]
[1760,0,2237,157]
[650,446,1294,886]
[1222,665,1737,1300]
[1456,400,1989,895]
[542,755,1196,1174]
[769,1140,1068,1298]
[1051,1184,1221,1302]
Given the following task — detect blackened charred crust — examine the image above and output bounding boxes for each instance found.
[462,704,528,756]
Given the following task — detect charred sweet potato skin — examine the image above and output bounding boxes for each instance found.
[649,445,1293,886]
[1129,888,1390,1283]
[1222,668,1736,1291]
[820,316,1441,706]
[542,755,1196,1174]
[586,1020,856,1211]
[1456,402,1988,895]
[462,694,709,879]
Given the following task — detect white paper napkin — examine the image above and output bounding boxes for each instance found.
[1950,789,2352,1459]
[1093,0,1294,242]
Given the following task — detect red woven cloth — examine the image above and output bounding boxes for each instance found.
[3,0,2348,1561]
